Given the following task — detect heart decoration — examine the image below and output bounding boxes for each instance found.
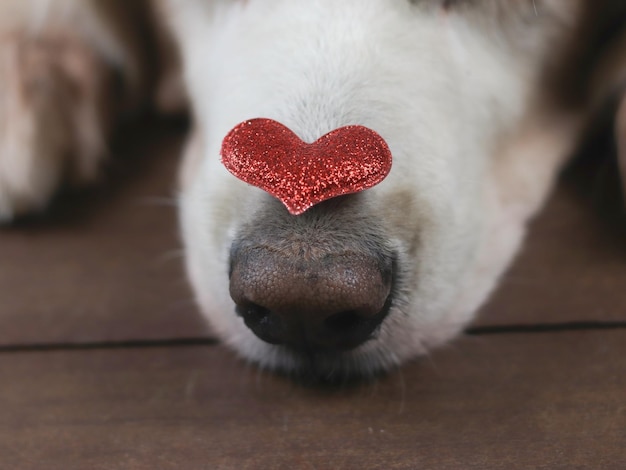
[220,118,392,215]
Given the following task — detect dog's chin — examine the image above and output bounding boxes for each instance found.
[220,308,459,384]
[232,337,399,384]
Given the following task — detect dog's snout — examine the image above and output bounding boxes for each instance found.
[229,247,393,352]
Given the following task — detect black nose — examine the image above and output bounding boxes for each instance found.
[229,246,393,352]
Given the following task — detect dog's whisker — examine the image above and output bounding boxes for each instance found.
[134,196,179,207]
[154,249,185,266]
[498,275,541,286]
[166,297,200,313]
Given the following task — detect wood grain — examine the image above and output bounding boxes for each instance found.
[1,332,624,469]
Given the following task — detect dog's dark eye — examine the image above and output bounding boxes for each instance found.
[409,0,474,12]
[407,0,466,10]
[438,0,542,13]
[441,0,473,9]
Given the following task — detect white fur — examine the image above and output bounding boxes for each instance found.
[172,0,584,375]
[0,0,590,377]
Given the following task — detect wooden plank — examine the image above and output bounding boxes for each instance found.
[0,120,210,345]
[1,331,624,469]
[477,179,626,326]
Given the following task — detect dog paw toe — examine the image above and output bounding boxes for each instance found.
[0,32,111,220]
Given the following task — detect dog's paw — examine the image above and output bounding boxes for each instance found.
[0,32,112,221]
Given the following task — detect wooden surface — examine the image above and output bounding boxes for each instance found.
[1,332,625,469]
[0,120,209,346]
[1,120,625,469]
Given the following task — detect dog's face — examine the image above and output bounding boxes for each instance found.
[176,0,582,378]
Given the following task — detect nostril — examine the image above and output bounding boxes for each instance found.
[236,302,270,323]
[322,309,384,350]
[324,310,365,333]
[235,302,286,345]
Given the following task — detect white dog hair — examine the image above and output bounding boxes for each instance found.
[1,0,624,379]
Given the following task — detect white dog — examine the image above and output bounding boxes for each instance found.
[1,0,625,379]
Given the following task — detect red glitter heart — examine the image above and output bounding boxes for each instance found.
[220,118,392,215]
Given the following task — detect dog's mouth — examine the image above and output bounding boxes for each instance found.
[279,292,397,383]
